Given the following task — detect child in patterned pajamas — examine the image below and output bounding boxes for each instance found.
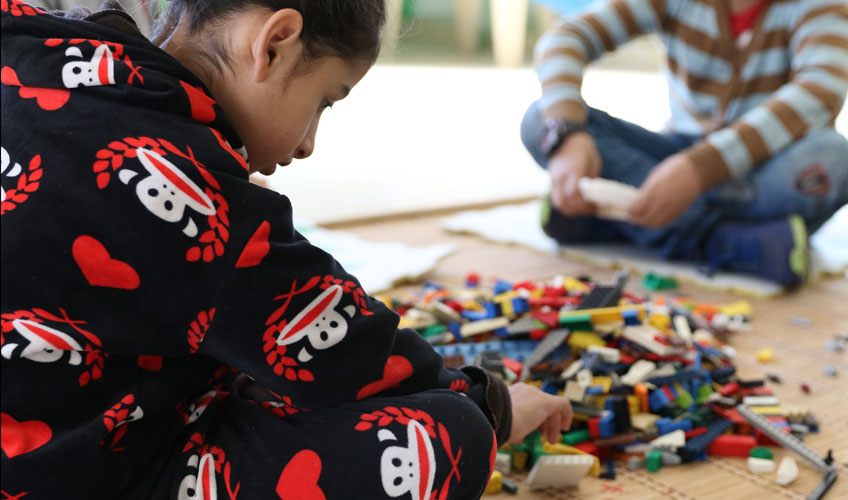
[522,0,848,286]
[0,1,572,498]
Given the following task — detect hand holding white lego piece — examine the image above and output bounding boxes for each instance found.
[507,382,573,445]
[548,132,601,216]
[577,177,638,221]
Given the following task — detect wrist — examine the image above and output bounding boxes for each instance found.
[541,118,588,158]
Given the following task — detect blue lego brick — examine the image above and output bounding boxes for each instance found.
[586,385,605,395]
[647,368,710,388]
[695,343,725,359]
[599,413,616,438]
[710,365,736,382]
[512,297,530,315]
[678,418,734,462]
[541,380,559,395]
[493,327,509,338]
[622,309,640,326]
[448,322,462,343]
[649,390,671,412]
[483,302,498,318]
[581,351,601,371]
[655,417,693,435]
[493,279,513,295]
[432,339,572,365]
[461,310,489,321]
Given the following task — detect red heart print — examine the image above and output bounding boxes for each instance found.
[1,66,70,111]
[276,449,325,500]
[73,235,140,290]
[236,221,271,268]
[180,81,216,124]
[356,356,414,400]
[1,412,52,459]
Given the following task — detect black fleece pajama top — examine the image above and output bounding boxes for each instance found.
[0,3,511,499]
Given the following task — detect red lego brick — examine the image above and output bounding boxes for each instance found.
[706,434,757,457]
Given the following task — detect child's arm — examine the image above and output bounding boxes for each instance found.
[682,0,848,191]
[534,0,668,124]
[197,195,513,441]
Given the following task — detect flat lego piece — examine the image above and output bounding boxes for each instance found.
[526,454,595,488]
[577,177,638,221]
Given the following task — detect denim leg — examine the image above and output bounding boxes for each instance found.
[520,101,702,247]
[706,129,848,233]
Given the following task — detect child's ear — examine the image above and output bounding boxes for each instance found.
[251,9,303,83]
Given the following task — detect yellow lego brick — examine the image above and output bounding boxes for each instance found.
[649,313,670,330]
[485,471,503,494]
[530,289,544,299]
[461,300,484,312]
[564,277,592,293]
[592,376,612,393]
[560,305,645,325]
[567,331,606,352]
[543,443,601,477]
[719,300,753,317]
[512,451,528,470]
[756,348,774,363]
[627,395,640,415]
[750,406,785,416]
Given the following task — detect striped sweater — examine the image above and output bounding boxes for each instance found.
[534,0,848,189]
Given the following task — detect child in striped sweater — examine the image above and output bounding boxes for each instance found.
[521,0,848,286]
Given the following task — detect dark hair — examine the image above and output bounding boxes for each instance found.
[153,0,386,69]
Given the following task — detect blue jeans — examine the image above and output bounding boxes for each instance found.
[520,103,848,259]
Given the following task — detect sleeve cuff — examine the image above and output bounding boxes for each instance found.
[460,366,513,446]
[683,141,733,191]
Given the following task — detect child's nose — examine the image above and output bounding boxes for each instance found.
[295,137,314,159]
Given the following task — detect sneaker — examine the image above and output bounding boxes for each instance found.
[704,215,809,287]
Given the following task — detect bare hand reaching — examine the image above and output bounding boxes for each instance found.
[548,132,602,217]
[507,382,573,445]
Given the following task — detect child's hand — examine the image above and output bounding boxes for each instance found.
[629,153,702,227]
[548,132,601,217]
[507,382,573,445]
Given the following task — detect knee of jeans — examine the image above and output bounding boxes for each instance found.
[520,101,546,160]
[778,129,848,200]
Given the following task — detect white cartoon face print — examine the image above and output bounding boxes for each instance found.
[276,285,356,363]
[118,148,216,237]
[1,319,83,365]
[185,390,217,425]
[378,420,436,500]
[1,146,23,202]
[178,453,218,500]
[62,45,115,89]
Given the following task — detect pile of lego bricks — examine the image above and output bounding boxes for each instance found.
[379,272,838,498]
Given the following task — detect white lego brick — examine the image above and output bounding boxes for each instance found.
[623,325,677,356]
[494,452,512,474]
[776,456,799,486]
[565,380,586,402]
[650,429,685,451]
[586,345,621,363]
[672,315,693,346]
[748,457,776,474]
[620,359,656,386]
[743,396,780,407]
[559,359,583,380]
[526,454,595,488]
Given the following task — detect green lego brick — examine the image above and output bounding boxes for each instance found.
[646,449,663,473]
[560,313,593,331]
[419,324,446,337]
[750,447,774,460]
[562,429,592,446]
[696,383,714,404]
[675,388,694,409]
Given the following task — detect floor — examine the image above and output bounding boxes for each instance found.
[336,210,848,500]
